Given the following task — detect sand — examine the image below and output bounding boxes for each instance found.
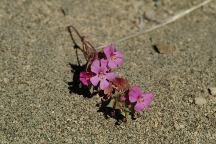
[1,0,216,143]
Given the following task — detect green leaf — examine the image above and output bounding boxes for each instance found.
[106,99,115,108]
[89,86,94,93]
[121,111,126,117]
[121,111,129,118]
[114,101,120,109]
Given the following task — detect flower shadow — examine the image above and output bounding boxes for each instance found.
[97,103,127,125]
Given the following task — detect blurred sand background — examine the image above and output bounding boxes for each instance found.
[0,0,216,143]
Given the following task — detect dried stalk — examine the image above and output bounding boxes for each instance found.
[96,0,212,50]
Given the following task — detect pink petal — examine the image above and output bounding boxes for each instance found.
[91,60,100,74]
[115,57,124,66]
[79,72,85,78]
[129,94,138,103]
[90,75,100,86]
[115,51,124,58]
[142,93,154,108]
[132,86,142,95]
[79,72,90,86]
[106,72,116,81]
[100,59,108,71]
[108,60,117,69]
[103,45,114,59]
[100,79,109,90]
[134,102,145,112]
[129,86,142,103]
[80,78,89,86]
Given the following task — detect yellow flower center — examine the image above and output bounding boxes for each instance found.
[99,72,105,79]
[137,96,144,103]
[111,54,117,61]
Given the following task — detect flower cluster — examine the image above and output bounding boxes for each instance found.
[79,44,154,122]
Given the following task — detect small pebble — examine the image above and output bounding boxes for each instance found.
[195,97,207,105]
[144,9,155,20]
[208,87,216,95]
[188,99,193,104]
[154,43,176,54]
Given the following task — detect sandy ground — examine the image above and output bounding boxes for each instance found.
[1,0,216,143]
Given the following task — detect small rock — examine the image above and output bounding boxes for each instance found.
[144,9,156,20]
[188,99,193,104]
[154,43,176,54]
[208,87,216,95]
[195,97,207,105]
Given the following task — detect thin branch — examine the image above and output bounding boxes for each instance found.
[96,0,212,50]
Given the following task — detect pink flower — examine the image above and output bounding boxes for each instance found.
[90,59,116,90]
[79,71,93,86]
[129,86,154,112]
[103,44,124,69]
